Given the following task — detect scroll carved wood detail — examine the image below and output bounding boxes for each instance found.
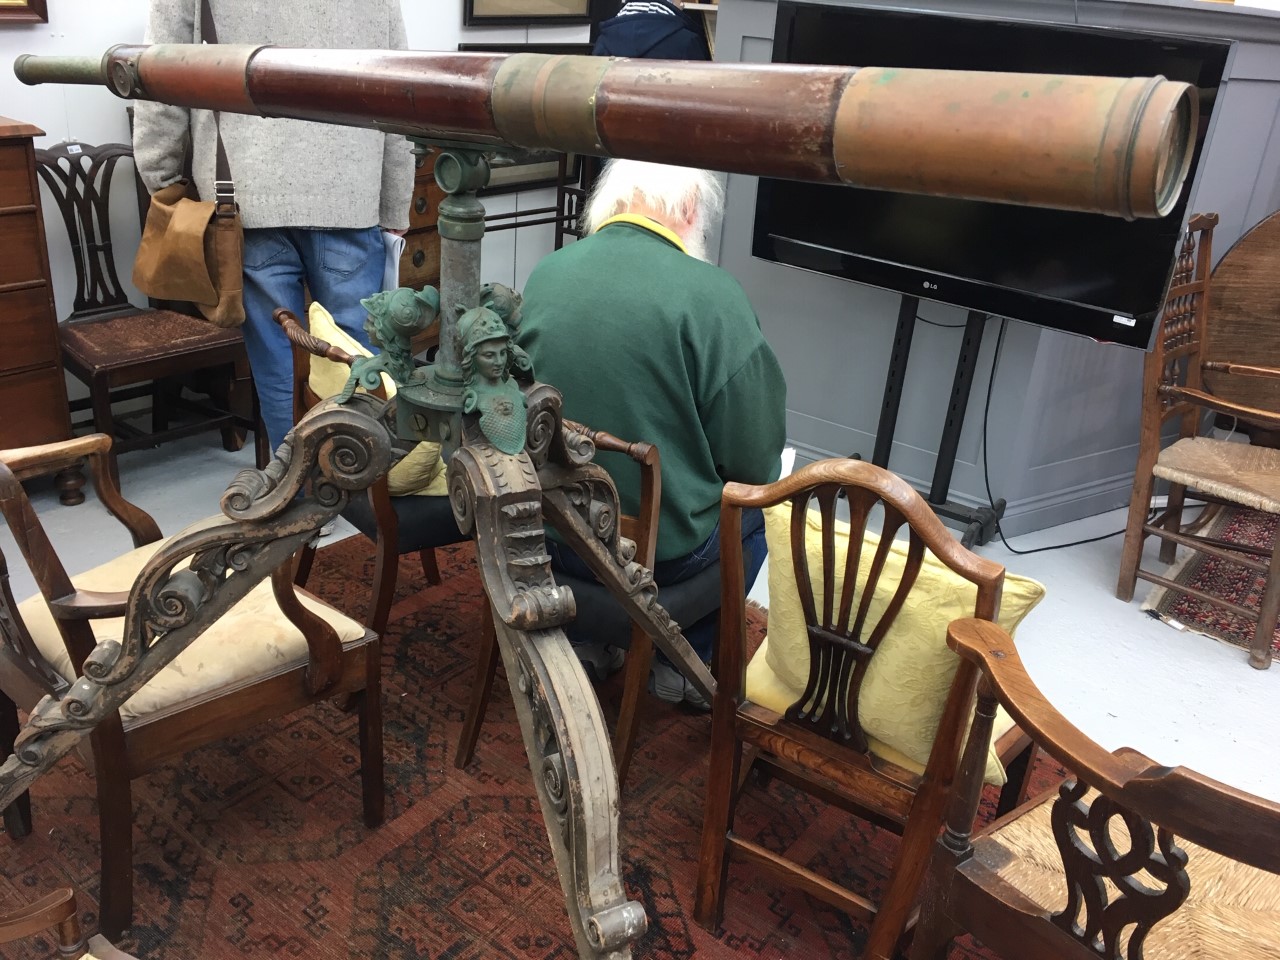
[1049,778,1191,959]
[0,401,392,812]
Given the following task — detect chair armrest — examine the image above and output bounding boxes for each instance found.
[48,589,131,621]
[0,887,79,947]
[275,307,358,367]
[1158,385,1280,431]
[0,434,109,476]
[1204,360,1280,381]
[946,618,1150,794]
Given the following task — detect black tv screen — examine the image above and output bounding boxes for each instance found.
[753,3,1231,349]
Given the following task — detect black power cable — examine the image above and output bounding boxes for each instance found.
[980,317,1137,556]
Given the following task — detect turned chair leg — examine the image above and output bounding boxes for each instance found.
[455,610,499,769]
[358,644,385,827]
[419,548,442,588]
[0,691,32,839]
[613,626,654,787]
[1250,536,1280,670]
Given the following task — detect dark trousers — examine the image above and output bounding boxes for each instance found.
[545,507,767,663]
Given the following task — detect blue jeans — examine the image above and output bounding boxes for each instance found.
[546,507,767,663]
[241,226,385,451]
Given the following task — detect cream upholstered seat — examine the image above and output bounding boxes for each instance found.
[976,788,1280,959]
[17,538,366,726]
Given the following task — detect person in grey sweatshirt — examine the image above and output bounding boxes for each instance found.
[133,0,415,452]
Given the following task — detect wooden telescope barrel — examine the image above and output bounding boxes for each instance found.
[15,44,1197,220]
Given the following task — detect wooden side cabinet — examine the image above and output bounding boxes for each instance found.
[0,118,83,504]
[399,148,443,354]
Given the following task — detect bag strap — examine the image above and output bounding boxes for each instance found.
[199,0,235,216]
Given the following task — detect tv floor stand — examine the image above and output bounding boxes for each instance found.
[868,295,1006,548]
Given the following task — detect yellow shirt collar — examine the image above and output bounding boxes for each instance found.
[596,213,688,254]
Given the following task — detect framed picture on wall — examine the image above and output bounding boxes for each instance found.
[463,0,591,27]
[0,0,48,23]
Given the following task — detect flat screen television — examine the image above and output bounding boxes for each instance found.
[753,3,1232,349]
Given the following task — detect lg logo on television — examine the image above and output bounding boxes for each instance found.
[921,281,938,291]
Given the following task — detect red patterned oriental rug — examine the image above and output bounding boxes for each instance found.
[1143,505,1280,664]
[1,537,1063,959]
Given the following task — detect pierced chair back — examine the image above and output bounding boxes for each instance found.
[1116,212,1280,668]
[33,141,260,483]
[909,618,1280,960]
[0,419,387,940]
[277,307,465,636]
[695,458,1013,960]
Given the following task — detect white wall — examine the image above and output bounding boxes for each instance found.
[0,0,586,335]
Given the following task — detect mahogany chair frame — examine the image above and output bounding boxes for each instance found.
[0,888,84,957]
[1115,212,1280,669]
[909,617,1280,960]
[33,141,264,486]
[278,308,464,636]
[455,421,661,786]
[694,458,1033,960]
[0,434,382,940]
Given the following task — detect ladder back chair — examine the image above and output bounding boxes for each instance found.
[910,617,1280,960]
[1116,212,1280,669]
[0,429,384,940]
[34,141,262,486]
[695,458,1043,959]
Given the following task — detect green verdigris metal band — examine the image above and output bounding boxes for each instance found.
[491,54,608,156]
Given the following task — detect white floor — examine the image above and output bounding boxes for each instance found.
[4,435,1278,800]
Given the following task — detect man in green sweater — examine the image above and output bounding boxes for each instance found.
[520,160,787,708]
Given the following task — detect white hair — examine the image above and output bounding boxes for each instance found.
[582,159,725,261]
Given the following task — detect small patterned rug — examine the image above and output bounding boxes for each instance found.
[1142,505,1280,664]
[2,536,1063,959]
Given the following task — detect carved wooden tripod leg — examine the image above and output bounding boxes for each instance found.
[492,613,646,959]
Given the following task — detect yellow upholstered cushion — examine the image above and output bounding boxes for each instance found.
[18,538,367,726]
[307,301,396,400]
[307,302,445,496]
[747,504,1045,786]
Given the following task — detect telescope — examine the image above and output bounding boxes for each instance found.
[15,45,1197,219]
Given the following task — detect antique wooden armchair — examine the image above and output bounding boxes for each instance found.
[0,888,137,959]
[34,141,262,486]
[694,459,1044,959]
[1116,212,1280,668]
[0,426,384,940]
[909,617,1280,960]
[277,306,466,636]
[455,422,721,786]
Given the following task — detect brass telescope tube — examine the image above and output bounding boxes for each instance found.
[16,45,1196,220]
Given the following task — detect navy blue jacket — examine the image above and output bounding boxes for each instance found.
[592,0,710,60]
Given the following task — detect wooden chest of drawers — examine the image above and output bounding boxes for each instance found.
[398,149,443,291]
[0,117,79,502]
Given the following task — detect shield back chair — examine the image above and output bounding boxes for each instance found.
[694,458,1046,960]
[0,430,383,940]
[1116,212,1280,669]
[277,306,466,637]
[454,421,722,787]
[34,141,263,486]
[0,887,138,959]
[909,617,1280,960]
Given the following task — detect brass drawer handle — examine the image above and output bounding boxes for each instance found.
[412,249,425,268]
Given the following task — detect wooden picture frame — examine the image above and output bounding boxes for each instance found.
[463,0,591,27]
[0,0,48,23]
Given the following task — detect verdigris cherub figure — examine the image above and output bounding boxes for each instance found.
[480,282,534,384]
[337,286,440,403]
[459,304,527,455]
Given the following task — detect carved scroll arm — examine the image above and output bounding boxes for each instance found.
[540,484,715,701]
